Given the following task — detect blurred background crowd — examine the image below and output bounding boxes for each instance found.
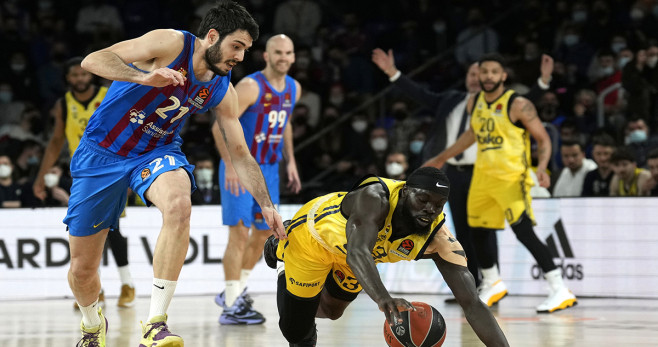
[1,0,658,208]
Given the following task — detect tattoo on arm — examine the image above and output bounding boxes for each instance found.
[521,100,538,122]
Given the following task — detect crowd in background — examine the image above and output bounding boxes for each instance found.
[1,0,658,208]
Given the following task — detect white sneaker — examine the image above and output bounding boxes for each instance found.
[536,286,577,313]
[478,279,508,307]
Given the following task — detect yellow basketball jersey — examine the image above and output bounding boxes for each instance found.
[618,168,646,196]
[294,175,446,264]
[64,86,107,155]
[471,89,530,180]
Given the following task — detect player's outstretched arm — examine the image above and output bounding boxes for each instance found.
[343,185,414,325]
[422,127,475,168]
[213,84,285,239]
[81,29,186,87]
[424,226,509,347]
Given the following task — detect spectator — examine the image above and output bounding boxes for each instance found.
[624,118,658,167]
[609,147,652,196]
[75,0,124,37]
[407,130,427,172]
[40,163,71,207]
[13,140,43,185]
[0,154,23,208]
[552,140,597,197]
[191,156,220,205]
[0,81,27,128]
[591,50,622,112]
[389,100,419,154]
[273,0,321,46]
[622,47,655,121]
[455,8,499,67]
[5,51,36,103]
[366,127,390,176]
[643,149,658,196]
[582,134,616,197]
[384,152,409,180]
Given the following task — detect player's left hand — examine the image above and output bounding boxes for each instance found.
[287,161,302,194]
[262,206,286,240]
[379,297,415,326]
[536,169,550,188]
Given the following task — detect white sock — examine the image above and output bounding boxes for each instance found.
[544,268,565,291]
[117,265,134,287]
[79,299,101,328]
[239,269,251,293]
[148,278,177,321]
[225,280,241,307]
[481,266,501,283]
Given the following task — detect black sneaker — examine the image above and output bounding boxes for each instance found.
[289,323,317,347]
[264,235,280,269]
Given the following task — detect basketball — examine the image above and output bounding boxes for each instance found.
[383,302,446,347]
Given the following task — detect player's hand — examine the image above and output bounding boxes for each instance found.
[262,206,286,240]
[51,186,70,204]
[540,54,554,83]
[142,67,186,88]
[422,155,446,169]
[287,161,302,194]
[378,297,415,326]
[536,169,550,188]
[372,48,398,78]
[224,165,245,197]
[32,176,47,201]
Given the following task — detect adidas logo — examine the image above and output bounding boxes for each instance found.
[531,219,583,280]
[545,219,574,258]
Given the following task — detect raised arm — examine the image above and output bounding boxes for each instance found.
[343,185,414,325]
[510,96,552,188]
[424,225,509,347]
[213,82,285,238]
[33,99,67,200]
[81,29,186,87]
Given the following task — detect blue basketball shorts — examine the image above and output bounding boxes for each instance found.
[64,137,196,236]
[219,160,279,230]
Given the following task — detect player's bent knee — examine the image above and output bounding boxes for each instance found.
[162,195,192,224]
[318,301,345,320]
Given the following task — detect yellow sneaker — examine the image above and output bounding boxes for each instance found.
[139,315,184,347]
[77,307,107,347]
[117,284,135,308]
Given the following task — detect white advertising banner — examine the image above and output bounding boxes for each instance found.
[1,199,657,300]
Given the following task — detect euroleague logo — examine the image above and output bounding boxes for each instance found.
[396,239,414,256]
[192,87,210,107]
[334,270,345,283]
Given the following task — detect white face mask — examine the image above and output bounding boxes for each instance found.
[351,120,367,133]
[371,138,388,151]
[0,164,11,178]
[195,168,213,185]
[647,56,658,68]
[386,162,405,177]
[618,56,631,69]
[44,173,59,188]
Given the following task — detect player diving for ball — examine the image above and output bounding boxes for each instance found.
[264,167,509,346]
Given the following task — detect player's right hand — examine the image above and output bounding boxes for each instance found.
[142,67,186,87]
[378,297,415,326]
[262,206,287,240]
[32,177,47,201]
[224,165,245,197]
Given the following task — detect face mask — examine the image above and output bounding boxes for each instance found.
[44,173,59,188]
[618,57,631,68]
[630,8,644,21]
[351,120,367,133]
[371,138,388,151]
[10,63,26,72]
[195,168,213,184]
[563,34,579,46]
[599,66,614,76]
[572,10,587,23]
[626,129,648,144]
[0,91,12,103]
[611,42,626,53]
[386,162,405,177]
[409,140,424,154]
[329,95,344,106]
[0,164,11,178]
[648,56,658,68]
[27,155,39,165]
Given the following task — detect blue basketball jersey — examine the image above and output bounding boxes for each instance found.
[84,30,231,157]
[240,71,296,164]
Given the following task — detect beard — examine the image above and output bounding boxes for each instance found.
[400,203,432,237]
[479,79,503,93]
[72,82,91,93]
[205,41,232,77]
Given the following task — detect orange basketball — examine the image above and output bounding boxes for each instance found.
[383,301,446,347]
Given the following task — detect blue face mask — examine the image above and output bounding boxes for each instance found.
[27,155,39,165]
[409,140,424,154]
[627,129,648,144]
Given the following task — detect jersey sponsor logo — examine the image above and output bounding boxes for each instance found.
[254,132,267,143]
[476,133,503,149]
[269,134,283,144]
[371,245,387,262]
[334,270,345,283]
[389,249,409,258]
[141,168,151,180]
[397,239,414,256]
[289,277,321,288]
[142,122,174,139]
[129,109,146,125]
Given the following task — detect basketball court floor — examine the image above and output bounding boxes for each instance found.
[1,293,657,346]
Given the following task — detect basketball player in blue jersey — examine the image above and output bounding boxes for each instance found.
[65,2,284,346]
[211,34,302,325]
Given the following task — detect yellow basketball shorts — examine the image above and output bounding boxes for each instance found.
[276,214,362,299]
[467,169,535,229]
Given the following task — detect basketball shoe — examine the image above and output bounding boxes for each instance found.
[77,307,107,347]
[536,269,577,313]
[219,297,266,325]
[117,284,135,308]
[139,315,183,347]
[477,279,508,307]
[214,287,254,308]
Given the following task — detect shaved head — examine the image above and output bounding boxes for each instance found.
[264,34,295,75]
[266,34,294,52]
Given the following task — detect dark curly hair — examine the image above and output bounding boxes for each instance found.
[197,0,259,42]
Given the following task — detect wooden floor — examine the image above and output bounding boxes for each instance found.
[1,293,657,346]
